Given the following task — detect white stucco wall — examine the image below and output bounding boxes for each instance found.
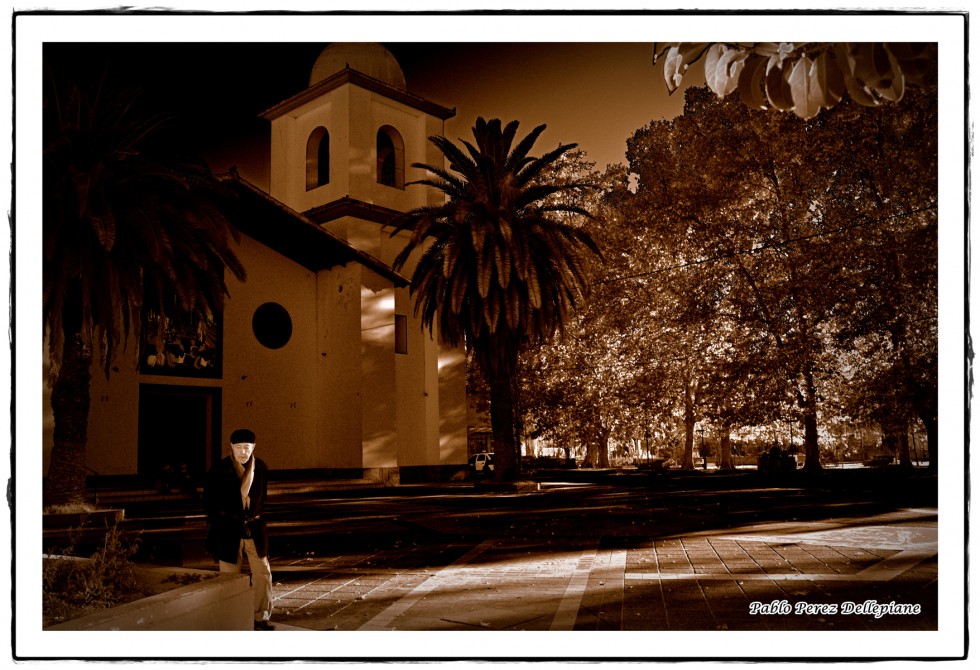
[74,232,354,478]
[316,263,366,469]
[438,345,468,463]
[269,90,351,211]
[221,235,320,471]
[264,77,469,472]
[85,347,142,476]
[268,84,435,215]
[66,329,223,479]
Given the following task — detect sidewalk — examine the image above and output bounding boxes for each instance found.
[257,506,938,632]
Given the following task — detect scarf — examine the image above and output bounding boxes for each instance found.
[232,455,255,513]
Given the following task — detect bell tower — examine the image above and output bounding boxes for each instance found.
[261,43,455,257]
[259,44,466,477]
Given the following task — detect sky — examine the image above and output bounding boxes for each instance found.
[385,42,697,172]
[29,9,964,190]
[43,40,699,188]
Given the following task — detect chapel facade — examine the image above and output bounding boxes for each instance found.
[49,44,469,485]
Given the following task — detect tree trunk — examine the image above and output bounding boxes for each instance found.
[582,441,597,468]
[916,399,937,472]
[597,424,611,468]
[920,412,937,472]
[44,334,93,508]
[682,388,696,470]
[719,425,735,471]
[897,425,913,469]
[488,375,519,481]
[800,368,823,473]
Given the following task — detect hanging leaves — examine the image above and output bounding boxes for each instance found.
[654,42,711,94]
[788,52,846,120]
[704,43,749,98]
[737,54,770,111]
[655,42,934,120]
[765,58,796,112]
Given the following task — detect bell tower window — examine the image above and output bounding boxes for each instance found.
[306,127,330,190]
[376,125,404,189]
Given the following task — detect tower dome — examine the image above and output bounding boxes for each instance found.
[310,43,407,91]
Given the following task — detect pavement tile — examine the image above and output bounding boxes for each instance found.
[255,503,939,634]
[726,564,765,574]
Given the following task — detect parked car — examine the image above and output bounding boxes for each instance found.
[468,452,494,475]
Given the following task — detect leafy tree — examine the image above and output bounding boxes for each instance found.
[391,118,602,481]
[524,157,736,471]
[517,151,623,469]
[638,93,806,467]
[43,70,246,506]
[655,42,936,119]
[828,86,938,468]
[624,85,936,472]
[521,159,708,470]
[520,77,935,478]
[520,155,703,470]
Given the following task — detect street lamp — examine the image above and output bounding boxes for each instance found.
[699,426,707,470]
[644,423,650,464]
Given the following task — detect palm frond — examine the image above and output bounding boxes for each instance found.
[506,123,548,172]
[395,115,603,385]
[517,142,579,186]
[44,71,246,377]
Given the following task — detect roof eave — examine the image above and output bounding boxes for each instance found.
[215,172,410,288]
[260,67,456,121]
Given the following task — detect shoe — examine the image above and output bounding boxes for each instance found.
[253,620,275,631]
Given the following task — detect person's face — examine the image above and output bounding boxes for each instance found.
[232,442,255,464]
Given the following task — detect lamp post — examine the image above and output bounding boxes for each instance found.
[699,426,707,470]
[644,423,650,464]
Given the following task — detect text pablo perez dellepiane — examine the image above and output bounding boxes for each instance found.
[750,600,921,619]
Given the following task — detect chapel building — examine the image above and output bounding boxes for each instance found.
[56,44,469,485]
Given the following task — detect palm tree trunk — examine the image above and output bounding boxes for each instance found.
[44,334,92,508]
[489,376,519,481]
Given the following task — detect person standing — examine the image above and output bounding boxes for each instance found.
[204,428,274,630]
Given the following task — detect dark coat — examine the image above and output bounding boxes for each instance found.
[204,455,270,563]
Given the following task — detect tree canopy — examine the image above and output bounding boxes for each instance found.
[522,83,937,472]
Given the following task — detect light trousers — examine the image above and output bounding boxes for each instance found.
[219,538,273,621]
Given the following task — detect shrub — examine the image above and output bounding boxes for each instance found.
[758,446,797,474]
[42,523,145,627]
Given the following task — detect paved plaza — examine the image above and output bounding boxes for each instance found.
[72,469,941,642]
[257,506,937,632]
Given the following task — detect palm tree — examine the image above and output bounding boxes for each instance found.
[391,118,601,481]
[43,71,246,507]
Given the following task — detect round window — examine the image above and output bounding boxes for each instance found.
[252,302,292,349]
